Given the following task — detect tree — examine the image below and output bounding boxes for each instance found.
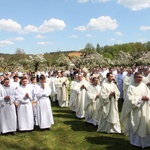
[133,51,150,65]
[112,51,133,66]
[15,48,25,54]
[28,54,46,71]
[96,43,100,52]
[0,56,20,72]
[81,43,96,56]
[144,41,150,51]
[56,53,71,69]
[72,51,108,68]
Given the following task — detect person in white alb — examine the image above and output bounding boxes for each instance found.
[0,78,17,134]
[97,73,121,133]
[74,73,89,119]
[84,77,101,126]
[15,77,34,131]
[36,75,54,129]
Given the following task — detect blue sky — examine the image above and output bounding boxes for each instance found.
[0,0,150,54]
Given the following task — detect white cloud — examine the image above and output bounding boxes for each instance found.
[37,42,54,45]
[74,16,118,31]
[86,34,93,37]
[117,0,150,11]
[0,18,66,34]
[0,19,22,32]
[87,16,118,31]
[35,35,46,39]
[140,26,150,31]
[69,35,78,38]
[24,25,38,32]
[38,18,66,33]
[74,26,87,31]
[77,0,109,3]
[115,31,123,36]
[0,40,14,46]
[8,37,24,41]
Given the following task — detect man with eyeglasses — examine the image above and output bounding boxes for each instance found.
[121,72,150,148]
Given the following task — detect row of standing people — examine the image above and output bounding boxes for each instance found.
[68,67,150,148]
[0,75,54,134]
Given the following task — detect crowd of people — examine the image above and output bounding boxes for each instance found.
[0,65,150,148]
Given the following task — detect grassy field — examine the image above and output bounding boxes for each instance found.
[0,101,144,150]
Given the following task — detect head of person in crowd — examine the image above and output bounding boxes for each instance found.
[4,72,10,78]
[134,72,143,84]
[13,75,19,83]
[106,72,114,83]
[74,73,79,81]
[39,74,46,81]
[57,71,62,78]
[39,74,46,88]
[10,72,15,78]
[117,69,121,74]
[143,67,149,76]
[127,68,133,76]
[109,68,113,74]
[3,78,10,87]
[30,76,37,84]
[138,69,143,74]
[78,73,83,81]
[61,70,65,77]
[20,77,28,86]
[92,77,99,86]
[48,71,52,77]
[82,67,88,77]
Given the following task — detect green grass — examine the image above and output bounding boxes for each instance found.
[0,101,143,150]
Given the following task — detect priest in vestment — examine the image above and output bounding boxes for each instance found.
[97,73,121,133]
[120,72,150,148]
[123,68,134,100]
[84,77,101,126]
[0,78,17,134]
[142,67,150,89]
[15,77,34,131]
[69,74,79,112]
[74,74,89,118]
[56,71,69,107]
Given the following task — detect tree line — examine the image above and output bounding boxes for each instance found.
[0,41,150,72]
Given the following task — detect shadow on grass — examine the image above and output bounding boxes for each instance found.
[63,120,97,132]
[53,113,76,119]
[53,109,71,114]
[85,135,143,150]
